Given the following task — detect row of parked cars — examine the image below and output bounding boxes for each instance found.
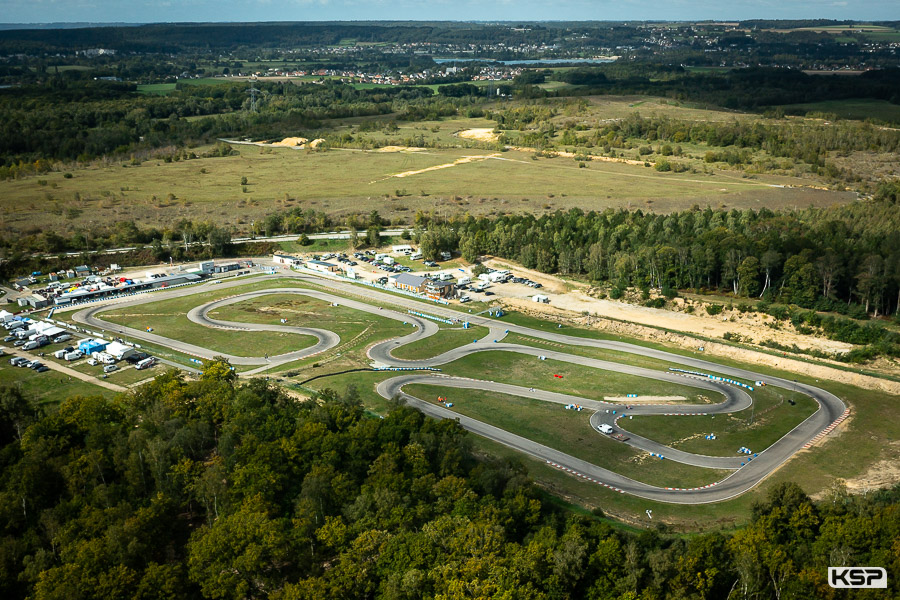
[349,252,415,274]
[8,356,50,372]
[508,276,543,288]
[3,332,71,351]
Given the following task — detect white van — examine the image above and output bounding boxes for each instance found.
[598,424,614,435]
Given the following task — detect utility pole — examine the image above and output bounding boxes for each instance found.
[248,75,259,112]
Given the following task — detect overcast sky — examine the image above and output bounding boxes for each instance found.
[1,0,896,25]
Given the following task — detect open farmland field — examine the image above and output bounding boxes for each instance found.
[0,141,851,238]
[556,95,762,123]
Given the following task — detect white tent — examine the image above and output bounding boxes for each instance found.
[105,341,137,361]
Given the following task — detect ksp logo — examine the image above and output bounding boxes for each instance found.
[828,567,887,588]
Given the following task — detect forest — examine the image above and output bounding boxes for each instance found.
[0,80,454,171]
[415,191,900,315]
[0,362,898,600]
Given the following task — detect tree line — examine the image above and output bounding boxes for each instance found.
[0,363,897,599]
[416,193,900,315]
[413,193,900,360]
[0,79,446,171]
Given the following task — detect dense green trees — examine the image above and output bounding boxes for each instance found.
[434,198,900,319]
[0,364,898,599]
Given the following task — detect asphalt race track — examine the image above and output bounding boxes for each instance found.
[70,271,849,504]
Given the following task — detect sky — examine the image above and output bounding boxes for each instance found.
[0,0,896,25]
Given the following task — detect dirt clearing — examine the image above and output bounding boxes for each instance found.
[839,443,900,494]
[376,153,501,181]
[519,289,853,355]
[502,296,900,394]
[376,146,428,153]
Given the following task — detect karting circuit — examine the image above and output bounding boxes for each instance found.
[70,271,849,505]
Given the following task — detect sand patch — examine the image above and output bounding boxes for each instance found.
[271,137,308,147]
[379,153,500,180]
[376,146,428,153]
[458,128,499,143]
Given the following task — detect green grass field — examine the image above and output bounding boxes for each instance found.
[405,384,730,489]
[138,78,235,95]
[0,363,116,403]
[624,386,815,456]
[207,292,409,346]
[390,325,490,360]
[71,362,164,386]
[0,112,851,237]
[439,351,709,403]
[99,284,415,358]
[102,300,316,358]
[137,83,177,95]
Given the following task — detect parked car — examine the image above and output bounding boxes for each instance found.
[36,366,50,373]
[14,339,27,347]
[2,335,15,343]
[103,364,118,373]
[484,291,495,296]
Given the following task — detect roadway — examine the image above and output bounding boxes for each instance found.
[66,270,849,504]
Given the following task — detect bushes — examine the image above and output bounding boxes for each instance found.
[706,304,724,316]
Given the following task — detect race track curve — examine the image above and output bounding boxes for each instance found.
[69,272,849,503]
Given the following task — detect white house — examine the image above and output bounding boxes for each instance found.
[273,254,300,266]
